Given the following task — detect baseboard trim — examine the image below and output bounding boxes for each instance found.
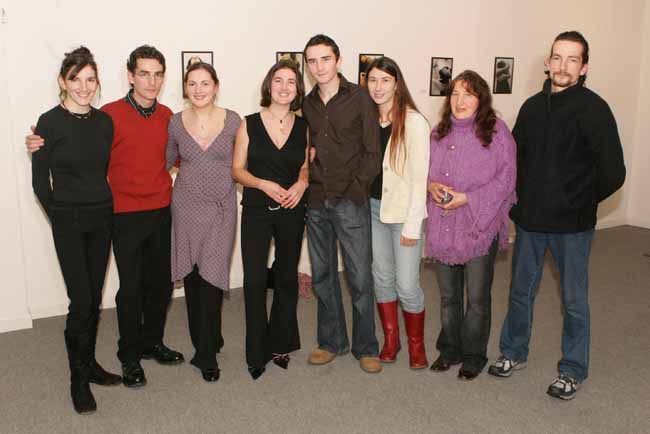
[0,316,33,333]
[625,217,650,229]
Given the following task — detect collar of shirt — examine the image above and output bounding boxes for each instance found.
[307,73,351,102]
[125,89,157,118]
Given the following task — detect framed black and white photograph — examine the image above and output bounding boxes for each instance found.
[276,51,304,76]
[430,57,453,96]
[358,53,383,87]
[493,57,514,94]
[181,51,214,85]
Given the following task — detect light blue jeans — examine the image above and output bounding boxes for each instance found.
[370,198,425,313]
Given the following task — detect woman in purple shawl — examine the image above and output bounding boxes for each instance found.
[426,70,516,380]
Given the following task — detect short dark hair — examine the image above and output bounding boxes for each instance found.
[552,31,589,64]
[183,62,219,99]
[59,46,99,101]
[127,45,166,74]
[260,60,305,112]
[304,34,340,60]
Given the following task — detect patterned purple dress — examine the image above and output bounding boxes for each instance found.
[166,109,241,289]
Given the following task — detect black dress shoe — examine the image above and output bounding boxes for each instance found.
[272,354,290,370]
[457,367,481,381]
[248,366,265,380]
[430,355,461,372]
[88,360,121,386]
[71,381,97,414]
[142,344,184,365]
[122,362,147,388]
[201,368,220,382]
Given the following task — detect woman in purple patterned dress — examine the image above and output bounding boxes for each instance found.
[166,62,241,383]
[426,70,516,380]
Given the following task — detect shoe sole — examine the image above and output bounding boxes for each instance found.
[547,390,576,400]
[89,378,122,386]
[141,355,185,366]
[123,379,147,388]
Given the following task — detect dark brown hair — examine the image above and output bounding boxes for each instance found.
[127,45,166,73]
[183,62,219,99]
[304,34,340,60]
[58,46,99,102]
[435,70,496,147]
[552,31,589,64]
[366,56,420,173]
[259,60,305,112]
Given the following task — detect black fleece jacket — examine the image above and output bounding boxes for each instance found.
[509,77,626,233]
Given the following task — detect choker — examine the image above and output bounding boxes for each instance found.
[60,104,92,120]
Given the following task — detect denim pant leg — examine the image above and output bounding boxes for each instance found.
[371,199,397,304]
[433,262,464,361]
[307,205,350,355]
[498,225,548,362]
[392,227,425,314]
[461,239,498,370]
[548,230,593,382]
[331,199,379,359]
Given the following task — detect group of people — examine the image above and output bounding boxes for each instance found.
[27,30,625,414]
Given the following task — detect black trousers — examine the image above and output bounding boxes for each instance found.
[51,207,112,372]
[113,207,173,364]
[183,266,223,370]
[240,205,305,368]
[433,239,498,371]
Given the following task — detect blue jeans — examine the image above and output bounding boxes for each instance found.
[498,225,594,382]
[370,198,425,313]
[307,199,379,359]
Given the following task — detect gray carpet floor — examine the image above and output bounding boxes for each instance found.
[1,225,648,434]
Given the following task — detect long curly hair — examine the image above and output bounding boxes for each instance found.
[435,70,496,147]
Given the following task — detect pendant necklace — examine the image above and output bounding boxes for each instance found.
[266,109,291,133]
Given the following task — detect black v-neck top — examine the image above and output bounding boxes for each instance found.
[242,112,308,207]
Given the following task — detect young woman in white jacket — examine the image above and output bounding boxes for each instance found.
[365,56,431,369]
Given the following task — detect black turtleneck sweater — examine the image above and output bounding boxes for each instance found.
[509,78,626,233]
[32,105,114,218]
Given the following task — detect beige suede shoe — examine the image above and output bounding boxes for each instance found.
[359,356,382,373]
[307,348,336,365]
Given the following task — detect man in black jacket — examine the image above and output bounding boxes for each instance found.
[488,31,626,400]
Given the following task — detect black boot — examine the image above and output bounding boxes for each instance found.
[65,332,97,414]
[87,310,121,386]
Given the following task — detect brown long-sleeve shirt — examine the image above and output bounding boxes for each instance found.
[302,74,381,208]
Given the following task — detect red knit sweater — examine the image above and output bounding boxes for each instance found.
[102,99,173,213]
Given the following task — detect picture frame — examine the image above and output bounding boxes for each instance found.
[430,57,453,96]
[358,53,384,87]
[493,57,514,94]
[276,51,305,76]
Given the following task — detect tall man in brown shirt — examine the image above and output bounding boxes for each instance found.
[301,34,382,373]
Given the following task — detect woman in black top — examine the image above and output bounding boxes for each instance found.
[31,47,120,414]
[232,60,309,380]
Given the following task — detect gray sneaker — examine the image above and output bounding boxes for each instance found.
[546,374,581,400]
[487,355,527,377]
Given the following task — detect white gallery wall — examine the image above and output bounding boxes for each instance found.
[1,0,648,332]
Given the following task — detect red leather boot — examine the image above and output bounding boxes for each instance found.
[403,310,428,369]
[377,301,401,362]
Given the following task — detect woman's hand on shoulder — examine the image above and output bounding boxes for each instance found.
[281,179,308,209]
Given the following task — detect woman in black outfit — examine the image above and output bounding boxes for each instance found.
[232,59,309,380]
[31,47,120,414]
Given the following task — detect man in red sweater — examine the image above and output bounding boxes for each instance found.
[27,45,184,388]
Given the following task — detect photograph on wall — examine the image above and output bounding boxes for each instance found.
[181,51,214,87]
[493,57,514,94]
[358,53,383,87]
[276,51,304,76]
[430,57,453,96]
